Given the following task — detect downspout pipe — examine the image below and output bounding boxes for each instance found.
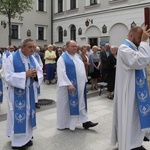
[51,0,53,44]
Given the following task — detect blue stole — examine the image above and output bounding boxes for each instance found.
[124,40,150,129]
[4,50,10,58]
[0,57,3,103]
[62,52,79,115]
[13,50,36,135]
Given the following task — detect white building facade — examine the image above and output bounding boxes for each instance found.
[0,0,52,48]
[53,0,150,47]
[0,0,150,48]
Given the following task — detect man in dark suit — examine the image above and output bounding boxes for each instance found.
[100,43,111,82]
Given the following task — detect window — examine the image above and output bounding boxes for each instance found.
[38,0,44,11]
[109,0,127,3]
[70,25,76,41]
[58,0,63,12]
[85,0,100,6]
[11,25,18,39]
[90,0,97,5]
[58,26,63,42]
[36,25,47,40]
[38,27,44,40]
[70,0,76,9]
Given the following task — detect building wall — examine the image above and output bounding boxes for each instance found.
[53,0,150,47]
[0,0,51,48]
[1,0,149,48]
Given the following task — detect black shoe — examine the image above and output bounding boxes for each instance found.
[107,96,113,100]
[143,136,149,141]
[131,145,147,150]
[11,146,24,150]
[83,121,98,129]
[36,103,40,109]
[24,140,33,147]
[12,140,33,150]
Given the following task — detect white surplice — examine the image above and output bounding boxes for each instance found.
[4,49,43,147]
[57,52,88,130]
[111,40,150,150]
[33,52,43,103]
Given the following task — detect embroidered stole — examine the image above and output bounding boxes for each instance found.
[62,52,79,115]
[124,40,150,130]
[0,57,3,103]
[13,50,36,135]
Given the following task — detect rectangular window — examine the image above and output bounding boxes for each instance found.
[38,0,44,11]
[90,0,97,5]
[11,25,18,39]
[70,0,76,9]
[58,0,63,12]
[38,27,44,40]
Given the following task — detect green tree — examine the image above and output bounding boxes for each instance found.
[0,0,33,45]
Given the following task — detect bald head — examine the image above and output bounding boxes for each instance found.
[128,26,143,47]
[66,40,77,55]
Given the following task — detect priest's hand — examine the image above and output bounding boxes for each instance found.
[141,25,150,42]
[26,69,37,78]
[67,85,76,93]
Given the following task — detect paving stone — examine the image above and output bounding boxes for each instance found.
[0,83,150,150]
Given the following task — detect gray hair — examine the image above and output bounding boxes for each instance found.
[110,46,117,49]
[36,46,40,51]
[20,38,34,47]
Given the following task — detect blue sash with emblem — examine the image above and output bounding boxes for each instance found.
[62,52,79,115]
[13,50,36,135]
[0,57,3,103]
[124,40,150,129]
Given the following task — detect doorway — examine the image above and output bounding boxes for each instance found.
[89,38,98,47]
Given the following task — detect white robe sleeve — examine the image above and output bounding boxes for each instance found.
[4,55,43,89]
[57,56,72,87]
[4,55,26,89]
[119,42,150,70]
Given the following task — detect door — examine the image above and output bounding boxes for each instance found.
[89,38,98,47]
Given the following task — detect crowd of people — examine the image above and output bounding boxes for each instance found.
[0,25,150,150]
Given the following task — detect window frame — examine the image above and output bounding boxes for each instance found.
[90,0,97,5]
[70,0,76,9]
[70,25,76,41]
[37,0,46,12]
[58,0,63,13]
[36,25,47,41]
[58,26,63,42]
[11,24,20,39]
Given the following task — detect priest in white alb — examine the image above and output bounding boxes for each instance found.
[56,40,98,131]
[4,39,43,149]
[111,26,150,150]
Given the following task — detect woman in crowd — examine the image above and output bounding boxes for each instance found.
[106,46,117,99]
[44,44,56,84]
[80,45,90,77]
[56,47,63,62]
[89,45,101,90]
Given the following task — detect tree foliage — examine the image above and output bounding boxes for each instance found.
[0,0,33,21]
[0,0,33,45]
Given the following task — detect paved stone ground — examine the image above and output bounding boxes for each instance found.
[0,82,149,150]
